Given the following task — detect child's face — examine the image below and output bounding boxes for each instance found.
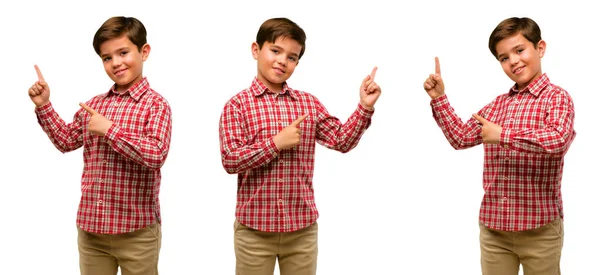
[99,35,149,93]
[496,32,545,90]
[252,36,302,92]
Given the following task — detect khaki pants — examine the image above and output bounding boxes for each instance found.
[480,218,563,275]
[77,223,161,275]
[234,220,318,275]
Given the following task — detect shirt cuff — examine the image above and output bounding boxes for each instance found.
[104,124,121,144]
[34,102,55,118]
[499,128,512,149]
[430,94,450,110]
[357,103,374,118]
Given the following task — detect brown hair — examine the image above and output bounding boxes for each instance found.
[93,16,147,56]
[256,18,306,59]
[488,17,542,59]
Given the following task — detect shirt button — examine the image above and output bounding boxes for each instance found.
[98,179,103,183]
[503,176,508,180]
[505,157,509,161]
[278,199,283,203]
[278,179,283,182]
[98,199,103,204]
[504,145,509,149]
[502,197,508,202]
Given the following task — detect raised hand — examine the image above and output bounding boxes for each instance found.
[273,114,308,150]
[79,103,114,136]
[423,57,445,100]
[28,65,51,107]
[359,66,381,110]
[472,114,502,144]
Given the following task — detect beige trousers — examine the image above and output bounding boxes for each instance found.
[77,223,161,275]
[234,220,318,275]
[480,218,563,275]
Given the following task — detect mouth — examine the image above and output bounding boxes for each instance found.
[114,68,127,76]
[512,66,525,74]
[273,67,285,75]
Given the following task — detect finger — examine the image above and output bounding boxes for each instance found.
[366,82,379,93]
[291,114,309,126]
[435,57,441,75]
[79,103,99,115]
[370,66,378,80]
[34,65,45,81]
[472,113,487,124]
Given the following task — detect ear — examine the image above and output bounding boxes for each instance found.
[251,42,260,60]
[536,40,546,58]
[141,44,151,61]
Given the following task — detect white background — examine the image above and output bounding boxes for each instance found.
[1,0,597,274]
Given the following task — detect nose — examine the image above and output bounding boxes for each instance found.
[111,56,122,68]
[509,54,519,65]
[276,55,287,66]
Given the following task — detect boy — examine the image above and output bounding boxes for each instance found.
[219,17,381,275]
[423,17,575,275]
[28,16,171,275]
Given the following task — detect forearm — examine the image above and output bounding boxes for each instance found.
[221,138,279,174]
[35,103,83,152]
[104,125,171,169]
[318,104,373,153]
[431,95,482,150]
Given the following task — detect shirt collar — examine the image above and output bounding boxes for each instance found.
[250,77,298,99]
[105,77,150,101]
[509,73,549,97]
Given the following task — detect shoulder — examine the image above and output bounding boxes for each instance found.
[223,88,254,111]
[145,88,171,107]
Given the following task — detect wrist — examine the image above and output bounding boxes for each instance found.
[359,101,374,111]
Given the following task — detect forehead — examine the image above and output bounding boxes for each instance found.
[496,33,532,53]
[99,35,136,54]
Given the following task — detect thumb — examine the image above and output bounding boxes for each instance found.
[472,113,488,124]
[79,103,99,115]
[290,114,308,127]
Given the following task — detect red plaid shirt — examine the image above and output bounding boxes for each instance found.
[431,73,575,231]
[220,78,374,232]
[35,77,172,234]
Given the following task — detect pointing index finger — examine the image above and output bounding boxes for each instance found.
[291,114,308,126]
[370,66,378,80]
[34,64,45,81]
[472,113,487,124]
[435,57,441,76]
[79,103,98,115]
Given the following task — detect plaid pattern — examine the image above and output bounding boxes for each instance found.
[35,77,172,234]
[431,74,575,231]
[220,78,373,232]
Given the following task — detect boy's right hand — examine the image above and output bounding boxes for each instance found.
[273,114,308,150]
[423,57,445,100]
[28,65,50,107]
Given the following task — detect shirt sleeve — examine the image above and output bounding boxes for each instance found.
[315,101,374,153]
[103,98,172,170]
[219,100,279,174]
[499,89,575,156]
[35,102,85,153]
[431,94,488,150]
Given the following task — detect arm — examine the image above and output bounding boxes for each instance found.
[424,57,484,150]
[500,90,575,156]
[219,101,279,174]
[315,102,374,153]
[35,104,85,153]
[29,65,84,153]
[102,100,172,170]
[431,95,485,150]
[316,67,380,153]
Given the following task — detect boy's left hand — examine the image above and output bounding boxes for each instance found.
[359,67,381,110]
[80,103,114,136]
[473,114,502,144]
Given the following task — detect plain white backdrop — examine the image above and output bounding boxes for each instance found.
[1,0,597,274]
